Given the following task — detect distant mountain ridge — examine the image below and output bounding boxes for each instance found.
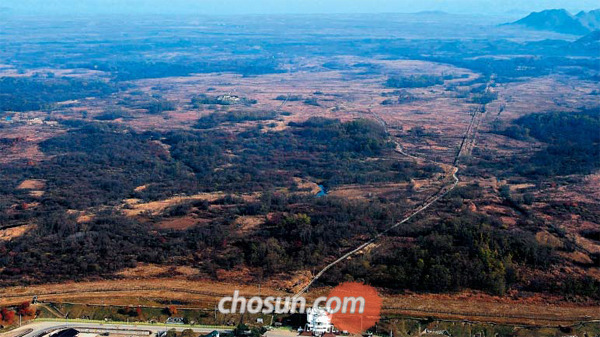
[576,9,600,30]
[508,9,600,35]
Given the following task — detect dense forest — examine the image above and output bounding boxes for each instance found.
[385,75,444,88]
[0,76,116,112]
[0,117,424,285]
[495,109,600,177]
[0,117,408,210]
[324,209,554,296]
[80,58,283,81]
[193,111,276,129]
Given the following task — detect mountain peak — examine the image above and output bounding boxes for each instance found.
[508,9,592,35]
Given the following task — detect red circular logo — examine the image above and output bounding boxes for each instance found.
[327,282,382,334]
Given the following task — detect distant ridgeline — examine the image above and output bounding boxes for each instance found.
[506,9,600,35]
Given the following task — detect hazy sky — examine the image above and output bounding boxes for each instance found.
[2,0,599,15]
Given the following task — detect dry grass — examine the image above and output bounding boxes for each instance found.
[292,177,321,195]
[155,216,201,230]
[232,215,265,234]
[582,173,600,200]
[575,235,600,255]
[29,190,45,197]
[535,231,564,249]
[328,182,412,200]
[116,264,200,278]
[121,192,257,217]
[509,183,536,191]
[381,291,600,326]
[0,278,287,307]
[495,76,599,123]
[1,278,598,326]
[16,179,46,190]
[134,185,149,192]
[65,210,95,223]
[558,251,594,265]
[0,224,35,242]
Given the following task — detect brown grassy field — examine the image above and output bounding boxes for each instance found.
[0,277,598,326]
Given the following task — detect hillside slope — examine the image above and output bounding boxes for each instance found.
[576,9,600,30]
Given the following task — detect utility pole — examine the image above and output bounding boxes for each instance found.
[258,269,263,297]
[19,314,22,327]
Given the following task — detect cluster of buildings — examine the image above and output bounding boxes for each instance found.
[2,114,59,126]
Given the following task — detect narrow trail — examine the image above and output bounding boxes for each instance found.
[39,303,66,318]
[275,93,291,112]
[294,96,484,298]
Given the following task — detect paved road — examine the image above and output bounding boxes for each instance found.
[264,330,297,337]
[0,321,230,337]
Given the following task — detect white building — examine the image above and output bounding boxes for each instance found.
[305,307,334,336]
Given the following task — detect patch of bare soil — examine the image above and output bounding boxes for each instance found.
[0,224,35,241]
[16,179,46,190]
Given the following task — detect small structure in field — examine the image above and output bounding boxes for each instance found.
[217,94,241,105]
[166,317,185,324]
[304,307,334,336]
